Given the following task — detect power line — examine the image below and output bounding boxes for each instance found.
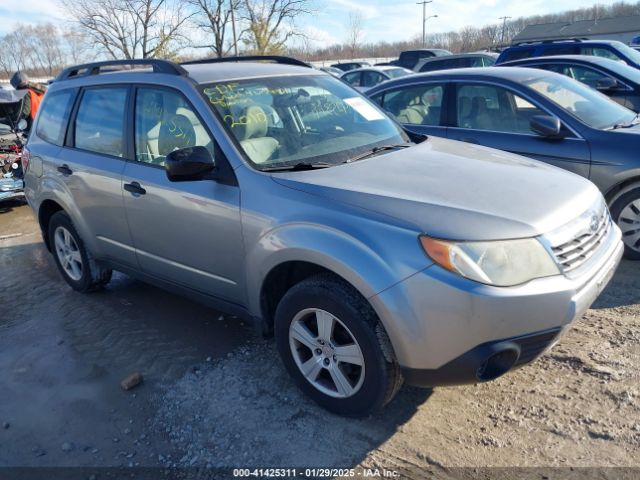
[499,16,511,46]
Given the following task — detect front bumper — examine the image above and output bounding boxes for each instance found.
[0,178,24,202]
[370,224,623,384]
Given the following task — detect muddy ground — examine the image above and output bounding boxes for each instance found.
[0,199,638,478]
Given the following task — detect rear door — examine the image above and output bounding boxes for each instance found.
[56,85,136,266]
[121,85,244,303]
[369,82,448,138]
[446,81,591,178]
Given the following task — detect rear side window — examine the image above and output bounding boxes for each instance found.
[502,48,535,62]
[74,87,128,157]
[542,45,579,55]
[36,90,75,146]
[373,84,445,126]
[343,72,362,87]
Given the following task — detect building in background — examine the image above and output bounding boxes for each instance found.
[512,16,640,45]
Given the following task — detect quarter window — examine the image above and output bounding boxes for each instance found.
[134,88,215,167]
[375,84,444,126]
[74,88,127,157]
[36,90,75,146]
[456,83,545,134]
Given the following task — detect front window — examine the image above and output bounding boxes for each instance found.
[525,74,637,130]
[455,83,544,134]
[201,75,407,169]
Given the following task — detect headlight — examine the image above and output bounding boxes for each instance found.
[420,235,560,287]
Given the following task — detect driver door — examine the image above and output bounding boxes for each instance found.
[122,86,244,303]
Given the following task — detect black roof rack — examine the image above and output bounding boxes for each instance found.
[55,59,188,81]
[513,37,588,46]
[181,55,312,68]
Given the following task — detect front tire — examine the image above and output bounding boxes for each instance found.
[274,274,402,416]
[48,211,112,292]
[610,187,640,260]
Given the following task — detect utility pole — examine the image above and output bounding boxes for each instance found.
[230,0,239,56]
[416,1,433,48]
[499,16,511,46]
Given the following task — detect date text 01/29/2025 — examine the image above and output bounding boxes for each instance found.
[232,468,400,478]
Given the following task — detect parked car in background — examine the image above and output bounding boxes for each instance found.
[24,57,623,416]
[320,66,343,77]
[341,66,413,92]
[415,53,497,73]
[395,49,452,70]
[499,55,640,112]
[496,39,640,69]
[330,61,371,72]
[367,67,640,258]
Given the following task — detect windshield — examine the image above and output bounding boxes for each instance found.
[614,41,640,65]
[201,75,408,169]
[525,74,637,129]
[386,68,412,79]
[601,57,640,84]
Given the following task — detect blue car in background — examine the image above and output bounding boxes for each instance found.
[499,55,640,112]
[366,67,640,259]
[496,39,640,69]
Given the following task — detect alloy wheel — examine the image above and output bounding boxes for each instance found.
[619,199,640,253]
[54,226,83,281]
[288,308,365,398]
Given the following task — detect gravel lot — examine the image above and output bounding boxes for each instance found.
[1,199,638,477]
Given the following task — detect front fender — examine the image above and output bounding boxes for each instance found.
[245,221,430,336]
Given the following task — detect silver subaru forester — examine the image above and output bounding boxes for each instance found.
[23,58,623,416]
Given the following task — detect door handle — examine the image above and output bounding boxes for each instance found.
[124,181,146,196]
[57,164,72,175]
[460,138,479,144]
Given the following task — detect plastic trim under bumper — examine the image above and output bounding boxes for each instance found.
[401,327,562,387]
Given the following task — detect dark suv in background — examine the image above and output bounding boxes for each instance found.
[415,53,496,73]
[496,39,640,69]
[394,49,452,70]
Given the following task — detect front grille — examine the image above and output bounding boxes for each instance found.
[550,209,611,274]
[513,328,562,366]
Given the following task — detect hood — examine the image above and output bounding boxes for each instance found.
[271,137,600,241]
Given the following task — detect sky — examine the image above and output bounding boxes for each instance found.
[0,0,625,46]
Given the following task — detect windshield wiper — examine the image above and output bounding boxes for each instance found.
[610,113,640,130]
[260,162,333,172]
[347,143,412,163]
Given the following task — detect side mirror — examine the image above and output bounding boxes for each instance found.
[530,115,562,138]
[16,119,27,132]
[595,77,618,91]
[165,146,215,182]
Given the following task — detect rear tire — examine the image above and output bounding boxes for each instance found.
[274,274,402,416]
[48,211,112,292]
[610,188,640,260]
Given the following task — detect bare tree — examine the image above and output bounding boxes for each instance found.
[241,0,312,55]
[60,0,193,59]
[189,0,242,57]
[345,10,364,58]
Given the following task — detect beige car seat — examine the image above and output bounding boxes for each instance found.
[234,105,279,164]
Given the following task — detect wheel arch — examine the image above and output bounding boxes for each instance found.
[605,175,640,206]
[38,199,65,252]
[248,224,409,337]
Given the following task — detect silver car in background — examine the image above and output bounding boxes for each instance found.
[24,58,623,416]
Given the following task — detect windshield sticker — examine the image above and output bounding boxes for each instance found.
[344,97,385,121]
